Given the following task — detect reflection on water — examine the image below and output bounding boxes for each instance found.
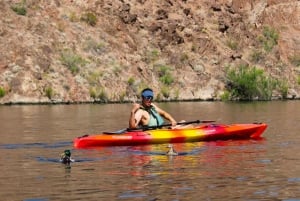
[128,143,205,156]
[0,101,299,200]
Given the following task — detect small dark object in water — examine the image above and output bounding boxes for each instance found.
[166,144,178,156]
[60,149,75,164]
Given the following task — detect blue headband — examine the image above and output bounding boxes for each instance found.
[142,90,153,97]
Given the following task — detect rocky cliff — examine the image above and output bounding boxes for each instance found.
[0,0,300,104]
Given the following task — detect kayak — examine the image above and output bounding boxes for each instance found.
[73,123,267,148]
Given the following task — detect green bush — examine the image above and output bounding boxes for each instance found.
[180,53,189,63]
[0,87,6,98]
[145,49,160,63]
[60,50,87,74]
[119,91,126,102]
[160,86,170,98]
[160,73,174,85]
[98,89,108,102]
[226,39,238,50]
[174,89,180,100]
[90,87,108,102]
[84,38,105,54]
[112,66,122,75]
[256,76,277,100]
[45,87,53,99]
[157,65,174,85]
[277,81,289,99]
[297,76,300,85]
[87,71,102,86]
[89,88,97,99]
[220,90,230,101]
[80,12,97,26]
[250,50,265,63]
[258,26,279,52]
[225,65,276,100]
[11,2,27,16]
[69,12,78,22]
[127,77,135,86]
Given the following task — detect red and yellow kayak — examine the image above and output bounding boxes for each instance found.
[73,123,267,148]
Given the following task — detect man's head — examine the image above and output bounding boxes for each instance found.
[141,88,153,107]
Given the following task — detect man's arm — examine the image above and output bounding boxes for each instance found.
[129,104,142,128]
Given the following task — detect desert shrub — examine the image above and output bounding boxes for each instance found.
[160,86,170,99]
[112,65,122,75]
[119,91,126,102]
[60,50,87,74]
[80,12,97,26]
[89,88,97,99]
[277,81,289,99]
[45,87,53,99]
[84,38,105,54]
[98,89,108,102]
[69,12,78,22]
[174,89,180,100]
[258,26,279,52]
[220,90,230,101]
[90,87,108,102]
[250,50,265,63]
[180,53,189,62]
[127,77,135,86]
[87,71,102,86]
[256,76,277,100]
[157,65,174,85]
[0,87,6,98]
[297,76,300,85]
[145,49,160,63]
[11,1,27,16]
[226,39,238,50]
[225,65,276,100]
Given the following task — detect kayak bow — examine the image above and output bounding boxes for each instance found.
[73,123,267,148]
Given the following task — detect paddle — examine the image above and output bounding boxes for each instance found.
[103,120,215,134]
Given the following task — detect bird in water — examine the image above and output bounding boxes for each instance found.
[60,149,75,164]
[166,144,178,156]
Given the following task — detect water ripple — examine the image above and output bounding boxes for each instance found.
[0,141,72,149]
[118,191,148,199]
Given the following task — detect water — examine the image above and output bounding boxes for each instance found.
[0,101,299,201]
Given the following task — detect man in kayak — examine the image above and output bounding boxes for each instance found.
[129,88,177,129]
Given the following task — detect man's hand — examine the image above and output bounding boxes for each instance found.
[171,120,177,127]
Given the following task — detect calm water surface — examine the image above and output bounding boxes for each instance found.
[0,101,299,201]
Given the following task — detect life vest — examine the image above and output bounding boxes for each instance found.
[140,106,164,127]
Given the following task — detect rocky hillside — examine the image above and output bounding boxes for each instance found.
[0,0,300,104]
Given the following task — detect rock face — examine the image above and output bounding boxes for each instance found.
[0,0,299,104]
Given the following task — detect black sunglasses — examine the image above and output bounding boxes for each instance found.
[143,96,153,101]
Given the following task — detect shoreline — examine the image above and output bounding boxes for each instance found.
[0,97,298,106]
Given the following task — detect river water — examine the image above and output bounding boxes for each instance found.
[0,101,299,201]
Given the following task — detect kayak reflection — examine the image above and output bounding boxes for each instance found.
[128,143,206,156]
[123,139,266,177]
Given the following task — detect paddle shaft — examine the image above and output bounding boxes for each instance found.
[103,120,215,134]
[128,120,215,131]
